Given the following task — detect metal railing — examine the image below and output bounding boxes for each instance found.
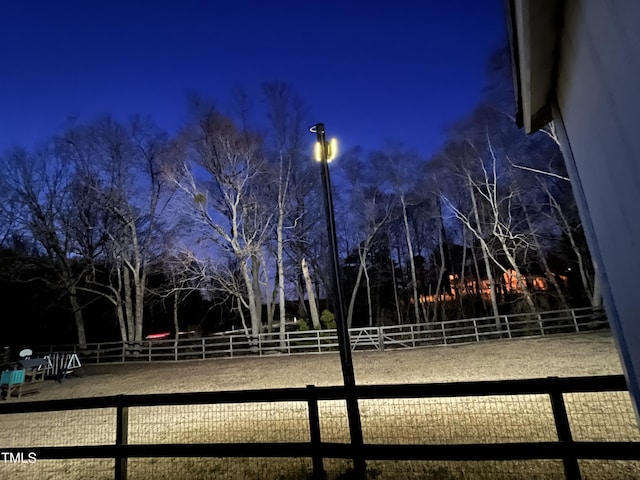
[0,374,637,479]
[33,306,608,364]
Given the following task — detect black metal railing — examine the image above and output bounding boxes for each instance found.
[0,374,638,479]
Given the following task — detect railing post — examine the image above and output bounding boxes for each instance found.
[505,316,512,339]
[411,324,416,348]
[377,326,385,352]
[306,385,325,479]
[97,343,101,364]
[441,322,447,345]
[548,377,581,480]
[202,338,206,360]
[473,318,480,342]
[122,343,125,363]
[229,336,233,358]
[115,399,129,480]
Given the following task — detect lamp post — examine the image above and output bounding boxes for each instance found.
[310,123,365,476]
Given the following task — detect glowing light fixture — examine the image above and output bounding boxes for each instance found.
[314,138,338,162]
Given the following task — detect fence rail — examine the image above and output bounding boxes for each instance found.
[0,374,637,479]
[33,306,608,364]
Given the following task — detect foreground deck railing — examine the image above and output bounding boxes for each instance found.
[0,374,637,479]
[33,306,608,364]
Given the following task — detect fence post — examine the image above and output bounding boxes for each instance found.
[411,324,416,348]
[306,385,325,479]
[441,322,447,345]
[473,319,479,342]
[96,343,101,364]
[538,313,545,336]
[202,338,206,360]
[115,399,129,480]
[548,377,581,480]
[504,316,512,339]
[229,336,233,358]
[122,344,125,363]
[378,326,385,352]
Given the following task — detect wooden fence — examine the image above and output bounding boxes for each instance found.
[34,306,607,364]
[0,374,637,479]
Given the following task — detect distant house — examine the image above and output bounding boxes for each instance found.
[506,0,640,416]
[419,270,554,304]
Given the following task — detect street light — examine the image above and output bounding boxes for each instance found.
[310,123,365,476]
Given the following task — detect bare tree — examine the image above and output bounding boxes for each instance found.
[441,134,537,317]
[57,116,175,349]
[371,148,426,323]
[262,82,313,340]
[340,151,394,327]
[0,146,90,347]
[165,105,271,340]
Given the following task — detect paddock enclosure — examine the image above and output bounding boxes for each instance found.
[1,332,639,479]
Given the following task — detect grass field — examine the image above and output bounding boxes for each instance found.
[1,331,639,479]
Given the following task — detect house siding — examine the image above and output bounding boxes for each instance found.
[555,0,640,411]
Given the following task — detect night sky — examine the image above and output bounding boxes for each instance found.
[0,1,506,157]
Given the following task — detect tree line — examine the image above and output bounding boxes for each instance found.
[0,53,599,349]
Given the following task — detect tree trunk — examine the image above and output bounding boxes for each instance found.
[251,253,263,327]
[547,188,594,304]
[61,266,87,349]
[458,228,468,318]
[346,251,365,329]
[401,196,421,323]
[277,213,287,347]
[173,290,180,338]
[431,222,447,323]
[364,259,373,327]
[301,257,321,329]
[134,271,146,344]
[469,185,500,326]
[389,239,402,325]
[525,211,569,310]
[239,258,261,346]
[591,265,603,307]
[296,273,309,320]
[122,267,135,344]
[498,242,536,312]
[68,287,87,349]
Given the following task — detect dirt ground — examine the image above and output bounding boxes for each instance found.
[17,331,624,402]
[2,331,637,480]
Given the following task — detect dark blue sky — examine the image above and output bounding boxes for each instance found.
[0,1,506,157]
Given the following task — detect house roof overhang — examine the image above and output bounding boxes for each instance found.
[505,0,563,133]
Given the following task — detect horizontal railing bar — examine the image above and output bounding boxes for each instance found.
[5,440,640,461]
[360,441,640,461]
[0,375,627,414]
[343,375,628,400]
